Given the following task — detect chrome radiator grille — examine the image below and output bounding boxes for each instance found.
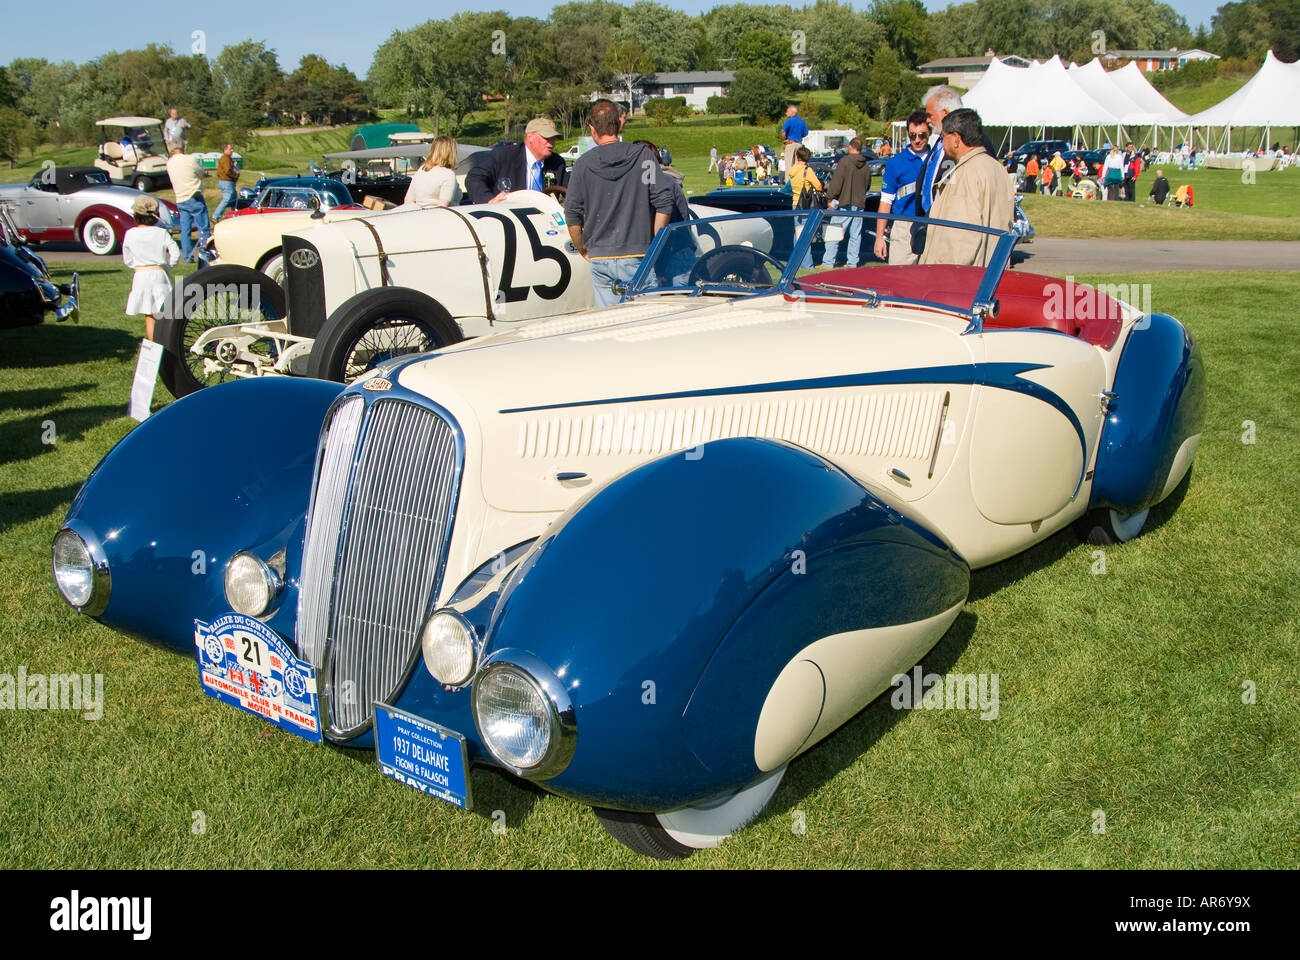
[298,396,460,736]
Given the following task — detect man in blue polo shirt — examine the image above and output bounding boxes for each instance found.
[874,110,932,264]
[780,105,809,183]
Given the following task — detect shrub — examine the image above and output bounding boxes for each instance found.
[706,94,737,115]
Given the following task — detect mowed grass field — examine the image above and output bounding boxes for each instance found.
[0,265,1297,868]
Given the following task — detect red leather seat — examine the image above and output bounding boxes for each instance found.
[805,265,1123,349]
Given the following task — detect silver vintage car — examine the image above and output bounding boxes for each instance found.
[0,165,178,256]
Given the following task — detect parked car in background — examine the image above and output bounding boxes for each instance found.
[0,202,78,329]
[315,144,488,206]
[94,117,171,191]
[54,208,1203,859]
[228,176,363,217]
[1006,139,1073,165]
[0,166,178,256]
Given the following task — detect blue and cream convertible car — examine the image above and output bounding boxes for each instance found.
[53,209,1203,858]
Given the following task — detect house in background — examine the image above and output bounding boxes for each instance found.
[641,71,736,111]
[916,51,1033,89]
[791,56,815,86]
[1099,48,1220,72]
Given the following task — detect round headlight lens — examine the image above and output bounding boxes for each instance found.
[52,528,94,608]
[421,611,476,687]
[475,666,552,770]
[224,552,277,616]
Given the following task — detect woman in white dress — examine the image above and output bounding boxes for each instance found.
[122,194,181,341]
[403,136,461,207]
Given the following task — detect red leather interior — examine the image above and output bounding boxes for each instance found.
[801,265,1124,349]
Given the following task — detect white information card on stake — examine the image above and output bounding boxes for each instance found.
[129,339,164,422]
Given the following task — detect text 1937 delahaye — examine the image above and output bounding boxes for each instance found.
[53,209,1203,858]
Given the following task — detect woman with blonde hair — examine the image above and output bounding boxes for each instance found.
[403,135,462,207]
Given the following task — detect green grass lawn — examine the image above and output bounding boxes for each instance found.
[1019,169,1300,241]
[1,265,1296,868]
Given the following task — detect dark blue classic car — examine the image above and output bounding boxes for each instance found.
[0,203,78,329]
[52,209,1201,860]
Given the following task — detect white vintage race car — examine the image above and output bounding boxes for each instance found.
[158,191,767,397]
[57,208,1203,858]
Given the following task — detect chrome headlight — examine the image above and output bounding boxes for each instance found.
[421,610,477,687]
[224,552,280,616]
[52,525,110,615]
[472,654,576,780]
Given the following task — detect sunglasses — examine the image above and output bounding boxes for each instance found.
[908,132,930,140]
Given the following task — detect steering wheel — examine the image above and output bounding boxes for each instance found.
[688,245,784,286]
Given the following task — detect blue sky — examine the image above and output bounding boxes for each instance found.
[1,2,1223,79]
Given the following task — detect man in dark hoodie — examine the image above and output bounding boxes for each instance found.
[821,138,872,267]
[565,99,675,307]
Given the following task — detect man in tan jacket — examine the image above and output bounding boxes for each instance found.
[920,108,1014,268]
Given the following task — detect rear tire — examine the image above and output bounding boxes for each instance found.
[306,288,462,383]
[1075,507,1150,545]
[133,176,151,192]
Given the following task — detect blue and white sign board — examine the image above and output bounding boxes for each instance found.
[375,703,472,810]
[194,613,322,744]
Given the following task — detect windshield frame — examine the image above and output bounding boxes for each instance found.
[624,208,1016,333]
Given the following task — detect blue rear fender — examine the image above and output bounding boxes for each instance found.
[462,437,969,811]
[1091,313,1205,514]
[62,377,342,651]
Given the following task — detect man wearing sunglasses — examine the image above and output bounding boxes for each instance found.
[873,111,932,265]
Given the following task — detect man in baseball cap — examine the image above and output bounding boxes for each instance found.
[466,116,570,203]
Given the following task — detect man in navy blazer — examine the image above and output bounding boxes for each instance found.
[466,117,569,203]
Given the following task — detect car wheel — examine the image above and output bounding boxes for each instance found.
[592,766,787,860]
[81,217,119,256]
[688,246,785,286]
[258,249,286,288]
[156,264,287,398]
[133,176,150,192]
[306,288,463,384]
[1075,507,1150,545]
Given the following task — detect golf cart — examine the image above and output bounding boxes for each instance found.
[94,117,170,192]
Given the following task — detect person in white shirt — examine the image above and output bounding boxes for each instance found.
[403,136,462,207]
[122,194,180,341]
[163,108,190,152]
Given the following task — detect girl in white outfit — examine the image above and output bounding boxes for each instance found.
[403,135,462,207]
[122,194,180,341]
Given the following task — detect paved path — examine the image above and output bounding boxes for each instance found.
[35,237,1300,271]
[1012,238,1300,273]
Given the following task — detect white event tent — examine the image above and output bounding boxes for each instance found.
[1180,50,1300,151]
[963,55,1115,151]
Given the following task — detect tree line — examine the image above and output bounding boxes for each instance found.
[0,42,372,164]
[0,0,1293,163]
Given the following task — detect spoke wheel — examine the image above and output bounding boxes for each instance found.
[306,288,463,384]
[157,264,287,398]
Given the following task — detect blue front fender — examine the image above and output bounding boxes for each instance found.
[463,437,968,811]
[62,377,341,651]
